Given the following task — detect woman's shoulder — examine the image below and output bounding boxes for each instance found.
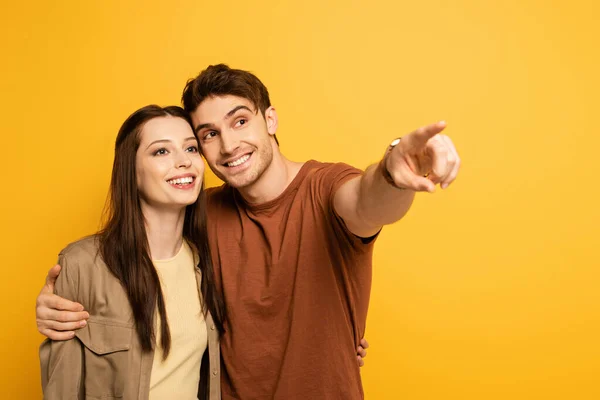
[60,234,101,259]
[57,236,134,323]
[58,235,105,273]
[60,234,99,255]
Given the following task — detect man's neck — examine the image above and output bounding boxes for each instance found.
[237,152,304,205]
[141,204,186,260]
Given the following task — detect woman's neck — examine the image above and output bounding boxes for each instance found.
[141,203,186,261]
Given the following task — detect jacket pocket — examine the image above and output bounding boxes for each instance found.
[75,319,133,399]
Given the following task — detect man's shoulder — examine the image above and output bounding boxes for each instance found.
[205,183,237,213]
[302,160,363,187]
[206,183,228,197]
[206,183,233,202]
[304,159,360,175]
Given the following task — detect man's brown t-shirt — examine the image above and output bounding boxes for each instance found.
[206,160,375,399]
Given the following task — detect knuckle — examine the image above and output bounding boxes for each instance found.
[58,322,72,331]
[58,311,68,322]
[36,306,48,320]
[436,145,448,155]
[36,293,49,308]
[56,298,67,309]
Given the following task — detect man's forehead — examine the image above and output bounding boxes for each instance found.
[191,95,256,123]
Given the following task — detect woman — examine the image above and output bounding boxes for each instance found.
[39,105,225,400]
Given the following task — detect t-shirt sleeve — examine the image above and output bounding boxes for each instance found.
[314,162,379,250]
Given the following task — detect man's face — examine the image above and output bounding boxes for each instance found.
[191,95,278,189]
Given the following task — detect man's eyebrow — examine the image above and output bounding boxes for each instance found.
[194,123,214,134]
[194,105,255,134]
[225,105,254,119]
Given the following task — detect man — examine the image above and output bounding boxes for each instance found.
[36,64,460,399]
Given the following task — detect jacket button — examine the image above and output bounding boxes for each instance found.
[212,370,218,376]
[210,324,215,330]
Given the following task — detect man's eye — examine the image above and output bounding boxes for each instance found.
[204,131,218,140]
[236,119,247,127]
[153,148,168,156]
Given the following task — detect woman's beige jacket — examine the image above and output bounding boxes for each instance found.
[39,236,221,400]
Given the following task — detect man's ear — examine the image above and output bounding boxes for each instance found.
[265,106,278,135]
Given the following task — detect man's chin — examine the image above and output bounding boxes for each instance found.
[224,177,252,189]
[220,171,257,189]
[218,160,268,189]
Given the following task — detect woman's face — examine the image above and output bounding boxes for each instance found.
[136,116,204,210]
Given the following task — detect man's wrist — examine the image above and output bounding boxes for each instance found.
[379,154,407,190]
[379,138,407,190]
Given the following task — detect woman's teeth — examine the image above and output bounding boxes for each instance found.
[167,177,194,185]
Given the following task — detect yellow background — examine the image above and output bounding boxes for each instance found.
[1,0,598,398]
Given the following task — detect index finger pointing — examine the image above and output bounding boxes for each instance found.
[407,121,447,146]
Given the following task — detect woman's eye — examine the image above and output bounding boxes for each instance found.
[186,146,199,153]
[153,148,168,156]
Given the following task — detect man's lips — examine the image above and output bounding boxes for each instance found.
[222,152,252,167]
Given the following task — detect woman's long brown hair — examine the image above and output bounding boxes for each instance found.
[98,105,225,360]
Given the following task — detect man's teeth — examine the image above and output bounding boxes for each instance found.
[227,154,250,167]
[167,177,194,185]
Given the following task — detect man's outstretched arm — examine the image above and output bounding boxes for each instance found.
[334,121,460,238]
